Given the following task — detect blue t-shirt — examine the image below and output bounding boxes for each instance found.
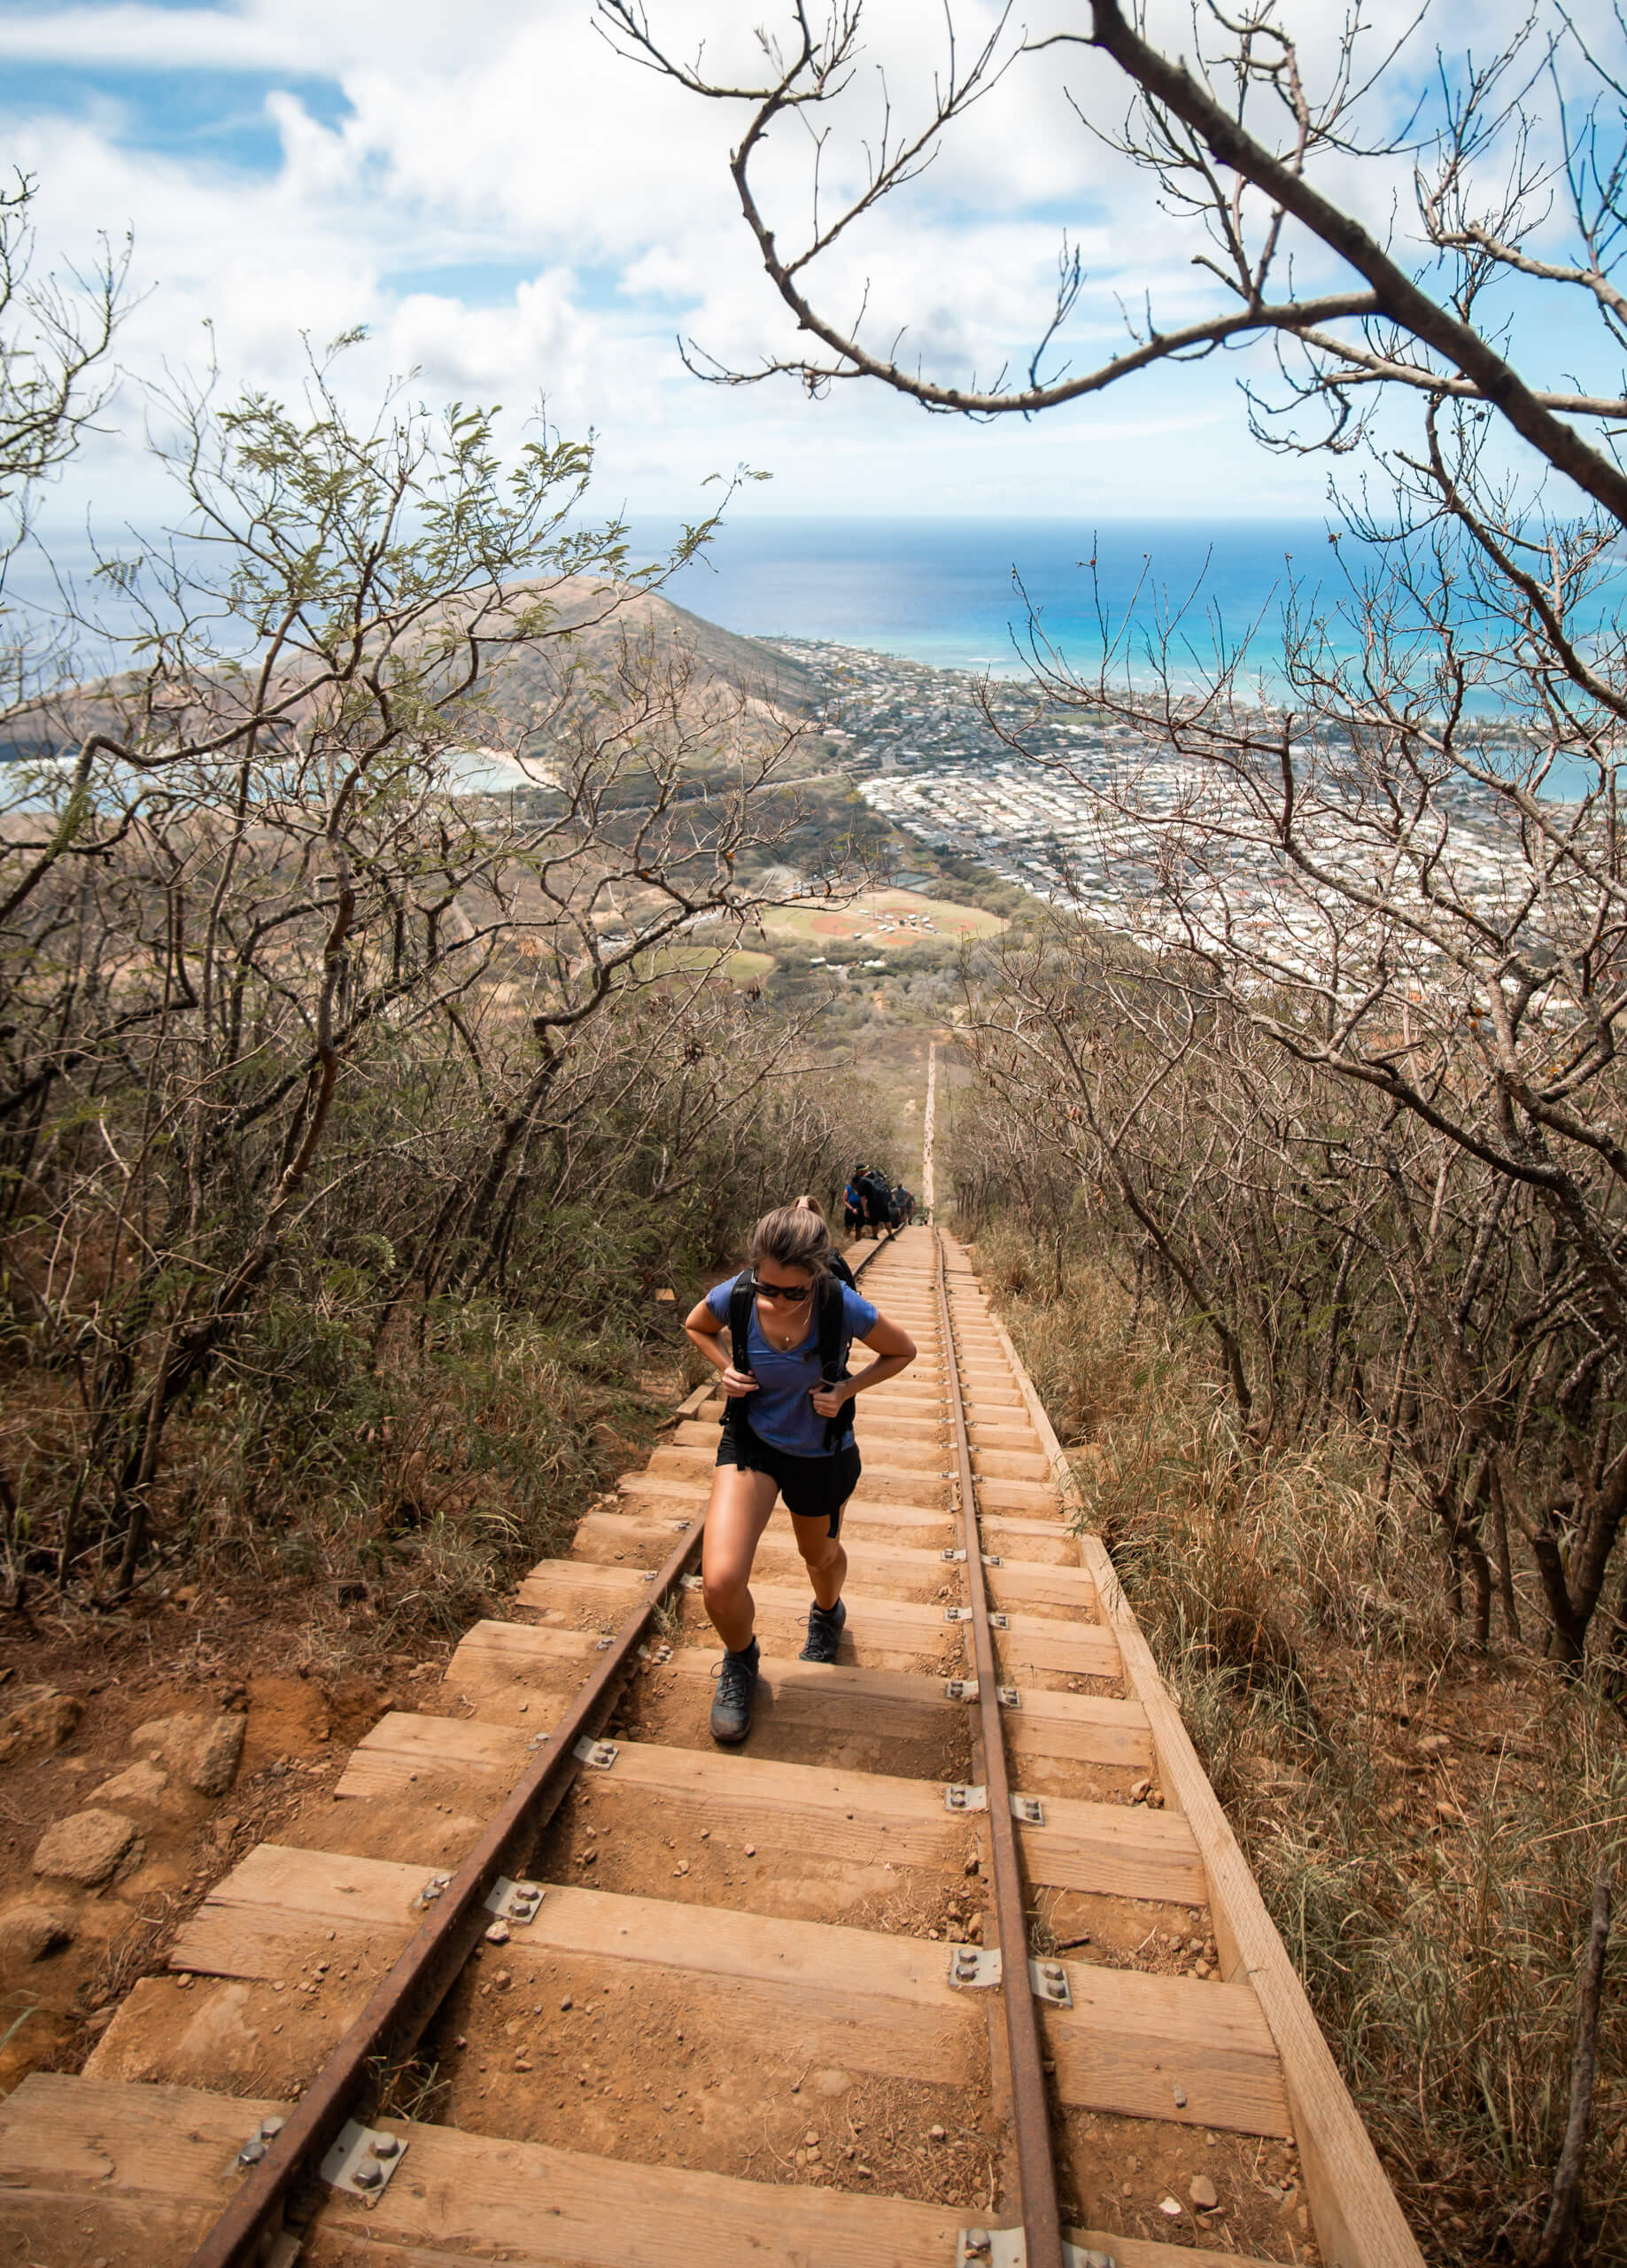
[706,1273,879,1457]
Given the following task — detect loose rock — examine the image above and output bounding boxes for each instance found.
[1189,2175,1219,2210]
[0,1903,77,1962]
[91,1759,171,1810]
[0,1686,83,1764]
[129,1712,246,1796]
[32,1809,142,1887]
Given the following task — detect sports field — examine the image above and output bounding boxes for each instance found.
[760,888,1003,955]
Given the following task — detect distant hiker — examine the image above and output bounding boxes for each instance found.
[684,1205,917,1744]
[892,1184,915,1227]
[859,1167,893,1237]
[843,1166,867,1237]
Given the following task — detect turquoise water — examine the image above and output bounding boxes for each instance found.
[643,515,1347,679]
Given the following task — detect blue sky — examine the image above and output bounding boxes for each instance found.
[0,0,1619,546]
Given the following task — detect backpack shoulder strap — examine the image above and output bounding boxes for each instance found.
[817,1275,855,1451]
[728,1274,755,1373]
[720,1273,755,1437]
[817,1274,848,1380]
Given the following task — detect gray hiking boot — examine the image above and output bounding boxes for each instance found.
[709,1638,760,1744]
[800,1597,847,1665]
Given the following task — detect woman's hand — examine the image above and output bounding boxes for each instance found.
[720,1364,759,1400]
[810,1382,851,1418]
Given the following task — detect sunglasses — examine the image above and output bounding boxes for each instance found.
[749,1274,814,1304]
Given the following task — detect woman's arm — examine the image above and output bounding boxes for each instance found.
[684,1294,757,1400]
[810,1311,917,1418]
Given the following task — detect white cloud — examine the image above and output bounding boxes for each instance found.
[1,0,1611,560]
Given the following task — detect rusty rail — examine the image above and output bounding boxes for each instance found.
[187,1236,887,2268]
[934,1225,1065,2268]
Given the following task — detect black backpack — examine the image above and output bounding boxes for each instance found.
[723,1270,856,1452]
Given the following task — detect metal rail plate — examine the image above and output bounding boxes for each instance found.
[484,1876,545,1924]
[960,2238,1117,2268]
[320,2119,407,2201]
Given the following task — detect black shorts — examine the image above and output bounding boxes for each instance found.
[717,1418,862,1537]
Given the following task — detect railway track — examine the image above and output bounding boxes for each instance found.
[0,1225,1423,2268]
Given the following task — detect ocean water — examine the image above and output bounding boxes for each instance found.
[642,515,1345,680]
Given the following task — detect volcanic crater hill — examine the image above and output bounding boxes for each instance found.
[468,577,824,783]
[506,576,819,714]
[0,575,821,782]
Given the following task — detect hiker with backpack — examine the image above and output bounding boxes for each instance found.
[857,1164,893,1239]
[842,1169,867,1237]
[683,1204,918,1744]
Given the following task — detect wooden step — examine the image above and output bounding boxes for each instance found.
[972,1445,1054,1481]
[336,1709,529,1802]
[322,2106,1280,2268]
[972,1474,1059,1511]
[517,1558,657,1619]
[0,2075,935,2268]
[1044,1955,1291,2136]
[0,2076,289,2267]
[446,1619,609,1723]
[1019,1788,1207,1903]
[573,1508,700,1567]
[562,1740,1205,1906]
[967,1419,1046,1449]
[337,1670,962,1802]
[985,1560,1098,1612]
[989,1612,1122,1680]
[980,1514,1079,1565]
[169,1859,1280,2139]
[173,1839,431,1970]
[1003,1689,1156,1770]
[571,1739,971,1871]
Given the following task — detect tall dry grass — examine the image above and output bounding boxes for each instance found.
[974,1218,1627,2266]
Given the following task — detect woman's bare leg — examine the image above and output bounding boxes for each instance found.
[789,1511,847,1612]
[701,1464,779,1651]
